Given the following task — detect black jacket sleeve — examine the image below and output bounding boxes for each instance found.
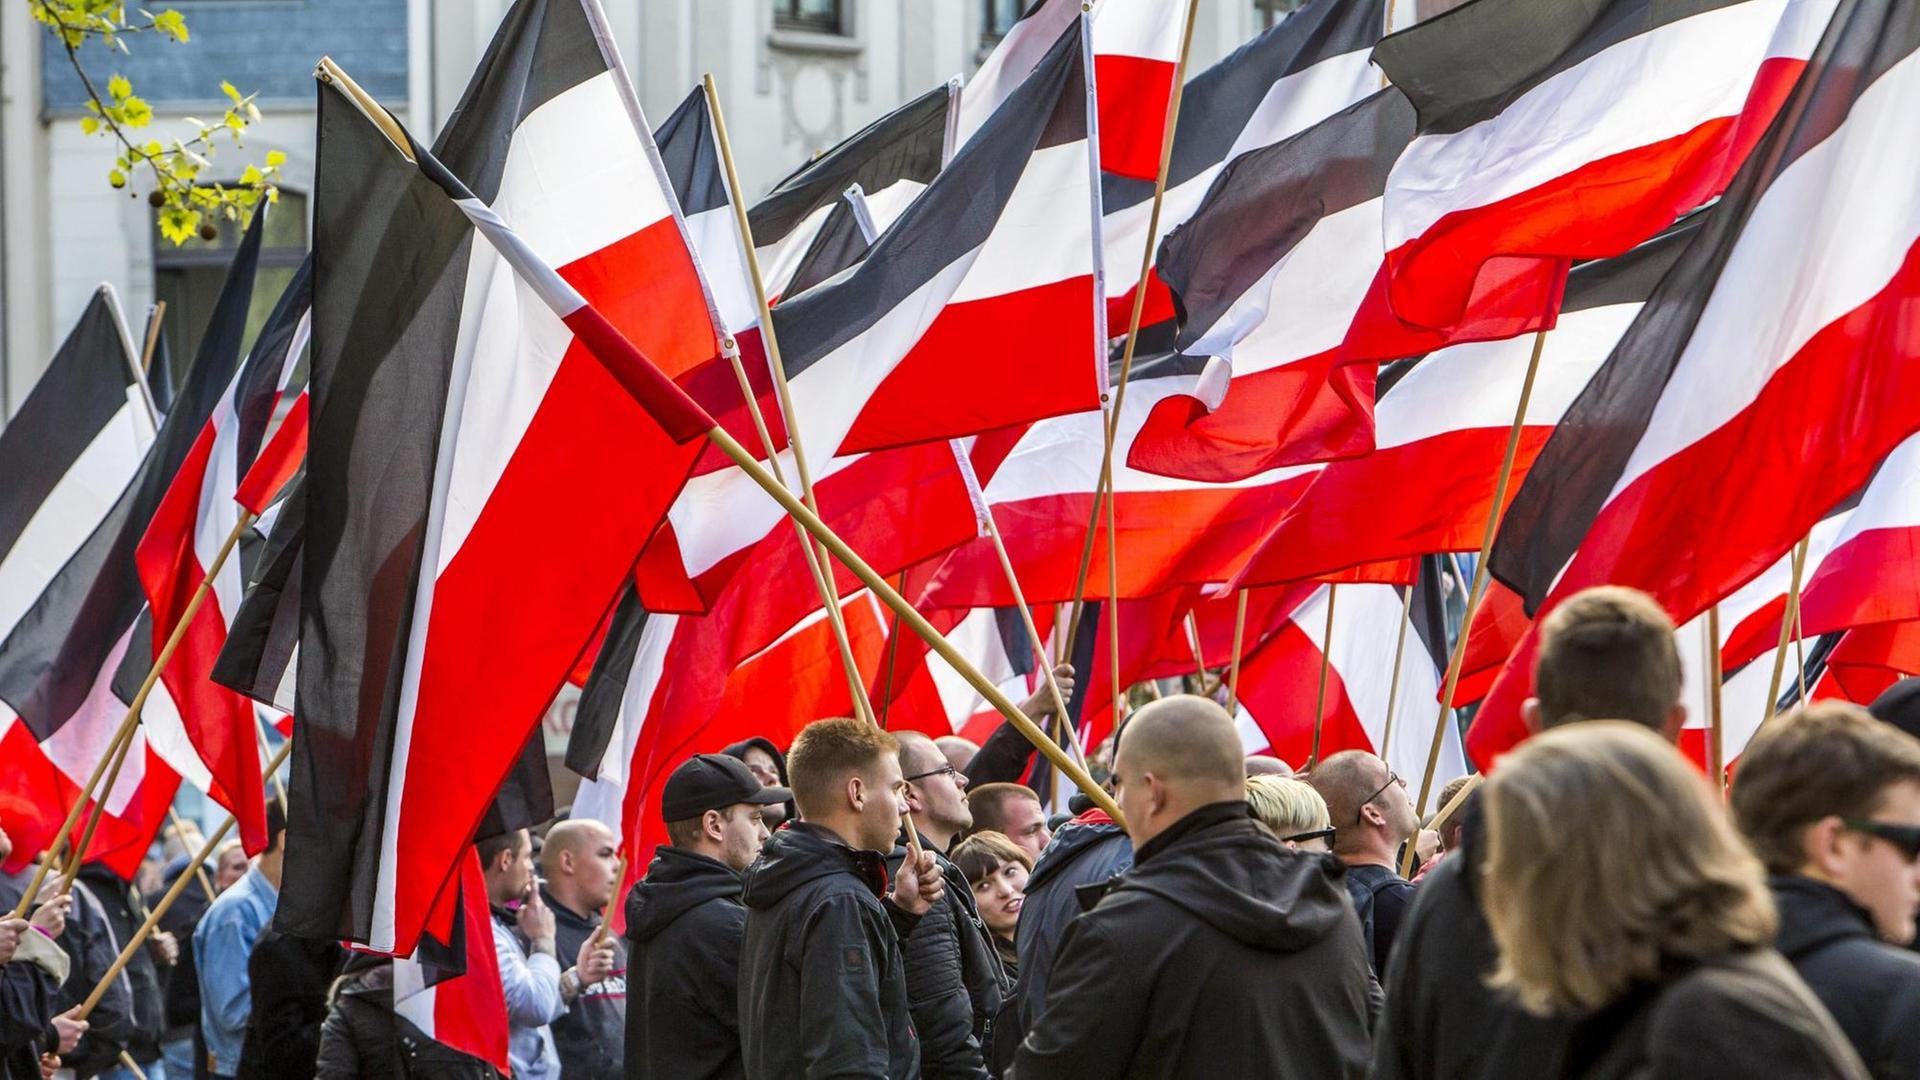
[313,1002,364,1080]
[793,896,900,1079]
[1008,915,1145,1080]
[899,894,988,1080]
[61,886,136,1077]
[965,722,1035,788]
[0,963,55,1053]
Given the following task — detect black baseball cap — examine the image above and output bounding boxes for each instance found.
[661,753,792,821]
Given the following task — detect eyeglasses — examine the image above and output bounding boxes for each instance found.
[1841,817,1920,861]
[904,763,961,784]
[1357,770,1402,825]
[1283,826,1336,846]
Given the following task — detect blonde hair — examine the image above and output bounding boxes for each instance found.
[1483,722,1775,1015]
[787,718,898,818]
[1245,775,1329,838]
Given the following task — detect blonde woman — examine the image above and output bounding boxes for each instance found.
[1244,774,1335,853]
[1482,721,1867,1079]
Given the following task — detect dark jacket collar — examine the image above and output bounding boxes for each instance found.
[1771,874,1881,958]
[1133,801,1251,865]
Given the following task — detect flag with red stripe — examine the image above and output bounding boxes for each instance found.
[393,850,510,1074]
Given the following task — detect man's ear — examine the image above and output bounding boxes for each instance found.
[1800,815,1847,878]
[1361,802,1387,828]
[1664,703,1689,744]
[1521,697,1544,734]
[702,808,725,845]
[847,774,867,813]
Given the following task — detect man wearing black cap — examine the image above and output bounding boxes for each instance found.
[623,754,788,1080]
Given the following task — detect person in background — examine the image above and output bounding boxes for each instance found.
[951,831,1030,977]
[1308,751,1418,975]
[152,849,217,1080]
[965,784,1051,862]
[1009,697,1374,1078]
[889,732,1009,1079]
[737,718,942,1080]
[479,829,566,1080]
[720,738,793,829]
[625,753,785,1080]
[211,844,248,894]
[78,861,174,1080]
[538,820,624,1080]
[1373,584,1690,1080]
[196,801,286,1080]
[1484,721,1866,1078]
[1012,772,1132,1035]
[1,880,74,1080]
[1244,775,1334,853]
[1732,702,1920,1078]
[236,920,343,1080]
[315,955,500,1079]
[1244,755,1294,777]
[955,666,1077,788]
[936,737,981,776]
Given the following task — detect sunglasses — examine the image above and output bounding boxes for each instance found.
[1357,770,1403,825]
[904,763,962,784]
[1842,817,1920,860]
[1283,826,1336,846]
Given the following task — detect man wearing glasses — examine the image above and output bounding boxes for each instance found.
[1309,752,1420,975]
[1732,702,1920,1076]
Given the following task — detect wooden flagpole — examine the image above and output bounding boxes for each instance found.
[138,301,167,375]
[166,806,219,901]
[1764,535,1812,722]
[1308,585,1339,769]
[12,510,258,918]
[702,74,878,727]
[1410,329,1549,826]
[1185,612,1208,691]
[80,740,292,1018]
[1794,589,1810,704]
[1226,590,1249,715]
[589,853,630,949]
[1379,582,1416,759]
[984,509,1087,769]
[58,726,136,890]
[877,572,908,729]
[1706,604,1725,786]
[1063,0,1204,664]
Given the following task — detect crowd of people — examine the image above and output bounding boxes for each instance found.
[6,581,1920,1078]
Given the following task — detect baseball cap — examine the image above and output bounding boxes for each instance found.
[661,753,792,821]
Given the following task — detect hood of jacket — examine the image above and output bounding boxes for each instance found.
[1026,818,1131,893]
[625,846,743,942]
[1114,803,1353,953]
[722,736,789,784]
[1771,874,1879,959]
[740,822,888,909]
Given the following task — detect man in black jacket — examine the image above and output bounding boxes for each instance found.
[1308,751,1418,975]
[76,862,172,1078]
[886,733,1009,1080]
[624,754,785,1080]
[236,923,344,1079]
[739,718,944,1080]
[1732,701,1920,1078]
[1012,808,1131,1034]
[539,819,626,1080]
[1372,585,1688,1080]
[1010,696,1374,1078]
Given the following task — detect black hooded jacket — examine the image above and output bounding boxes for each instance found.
[624,847,748,1080]
[1008,802,1374,1080]
[1771,875,1920,1079]
[76,863,165,1064]
[315,961,501,1080]
[542,886,625,1080]
[721,738,794,824]
[1013,814,1133,1032]
[885,833,1010,1080]
[738,823,922,1080]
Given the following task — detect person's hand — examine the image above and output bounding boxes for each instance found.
[1018,664,1076,720]
[0,918,25,964]
[516,885,556,955]
[29,894,69,940]
[890,849,945,916]
[51,1008,85,1054]
[37,1052,57,1079]
[1415,828,1442,866]
[148,928,179,967]
[574,933,616,988]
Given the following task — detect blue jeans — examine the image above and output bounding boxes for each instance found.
[99,1062,165,1080]
[160,1035,195,1080]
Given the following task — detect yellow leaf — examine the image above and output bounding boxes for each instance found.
[120,96,152,127]
[264,149,286,168]
[141,140,161,156]
[107,74,131,101]
[79,116,99,135]
[108,168,126,188]
[220,80,241,103]
[239,164,262,185]
[158,207,199,246]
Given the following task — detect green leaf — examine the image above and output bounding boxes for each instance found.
[263,149,286,168]
[150,8,187,41]
[120,95,151,127]
[107,73,131,101]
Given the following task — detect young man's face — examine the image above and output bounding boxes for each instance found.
[997,797,1053,860]
[717,804,772,872]
[858,753,911,853]
[1834,780,1920,944]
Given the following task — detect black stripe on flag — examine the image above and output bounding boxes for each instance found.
[1158,89,1413,353]
[655,87,729,218]
[566,582,648,781]
[1373,0,1748,136]
[782,198,871,299]
[1407,555,1455,675]
[431,0,603,203]
[748,82,952,246]
[286,79,481,942]
[1489,0,1920,612]
[772,20,1086,381]
[0,213,264,740]
[1103,0,1386,213]
[211,474,304,709]
[0,289,138,569]
[230,258,311,474]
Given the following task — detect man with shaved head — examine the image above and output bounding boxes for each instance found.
[1310,750,1419,977]
[538,818,624,1079]
[936,735,981,775]
[1010,696,1374,1077]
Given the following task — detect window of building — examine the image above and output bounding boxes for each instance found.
[1254,0,1306,29]
[773,0,845,35]
[152,191,307,384]
[982,0,1022,48]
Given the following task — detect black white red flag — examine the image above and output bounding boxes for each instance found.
[1470,0,1920,764]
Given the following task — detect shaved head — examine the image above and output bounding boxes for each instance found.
[1113,696,1245,846]
[1245,754,1294,777]
[540,818,614,877]
[935,735,979,773]
[894,731,945,775]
